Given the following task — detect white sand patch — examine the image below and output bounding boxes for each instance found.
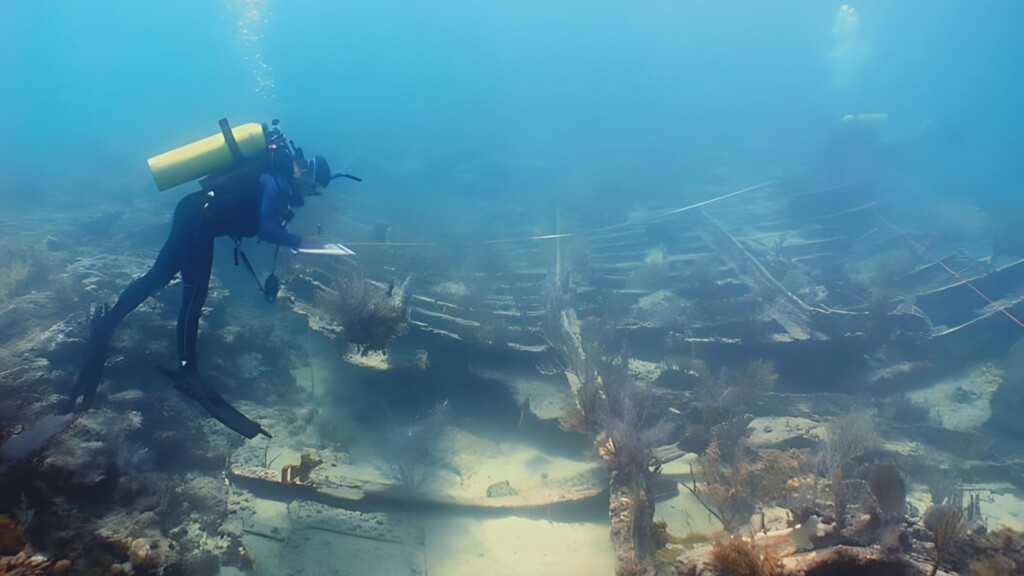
[660,452,700,477]
[964,485,1024,531]
[424,516,615,576]
[252,426,605,508]
[907,363,1002,431]
[655,483,725,538]
[906,482,934,520]
[987,491,1024,530]
[445,429,602,501]
[654,454,726,538]
[233,414,603,508]
[470,366,574,421]
[248,497,290,533]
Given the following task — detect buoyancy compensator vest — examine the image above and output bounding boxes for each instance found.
[148,119,297,302]
[148,118,296,237]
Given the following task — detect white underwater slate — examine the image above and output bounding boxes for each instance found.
[295,243,357,256]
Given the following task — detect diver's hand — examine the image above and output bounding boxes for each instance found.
[88,303,111,341]
[301,235,325,248]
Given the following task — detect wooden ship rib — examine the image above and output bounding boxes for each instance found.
[270,179,1024,574]
[302,181,1023,383]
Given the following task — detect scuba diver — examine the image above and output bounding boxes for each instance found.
[65,119,359,439]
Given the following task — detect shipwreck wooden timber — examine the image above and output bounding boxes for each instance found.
[227,464,606,513]
[290,179,1024,392]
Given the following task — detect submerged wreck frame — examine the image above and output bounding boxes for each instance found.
[278,179,1024,575]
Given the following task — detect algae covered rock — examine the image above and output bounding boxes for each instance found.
[486,480,519,498]
[128,536,177,571]
[182,474,229,525]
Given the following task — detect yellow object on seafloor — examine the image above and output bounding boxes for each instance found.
[147,122,267,191]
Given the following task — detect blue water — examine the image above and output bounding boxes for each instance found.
[4,1,1021,216]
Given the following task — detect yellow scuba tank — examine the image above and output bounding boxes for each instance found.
[147,120,268,191]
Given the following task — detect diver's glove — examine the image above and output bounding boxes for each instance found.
[66,304,114,412]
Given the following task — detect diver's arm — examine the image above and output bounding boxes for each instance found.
[258,174,302,248]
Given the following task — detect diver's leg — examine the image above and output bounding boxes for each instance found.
[104,248,181,327]
[68,252,181,410]
[176,234,214,376]
[68,194,201,410]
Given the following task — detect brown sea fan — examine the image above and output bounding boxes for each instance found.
[315,271,409,355]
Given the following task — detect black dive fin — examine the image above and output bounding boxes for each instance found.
[156,367,272,439]
[67,303,113,412]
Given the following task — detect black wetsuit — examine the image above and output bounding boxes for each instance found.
[69,172,300,409]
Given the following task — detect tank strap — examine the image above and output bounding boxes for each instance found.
[219,118,244,165]
[233,237,265,294]
[233,238,281,304]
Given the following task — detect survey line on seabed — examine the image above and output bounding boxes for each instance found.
[873,211,1024,329]
[336,181,775,249]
